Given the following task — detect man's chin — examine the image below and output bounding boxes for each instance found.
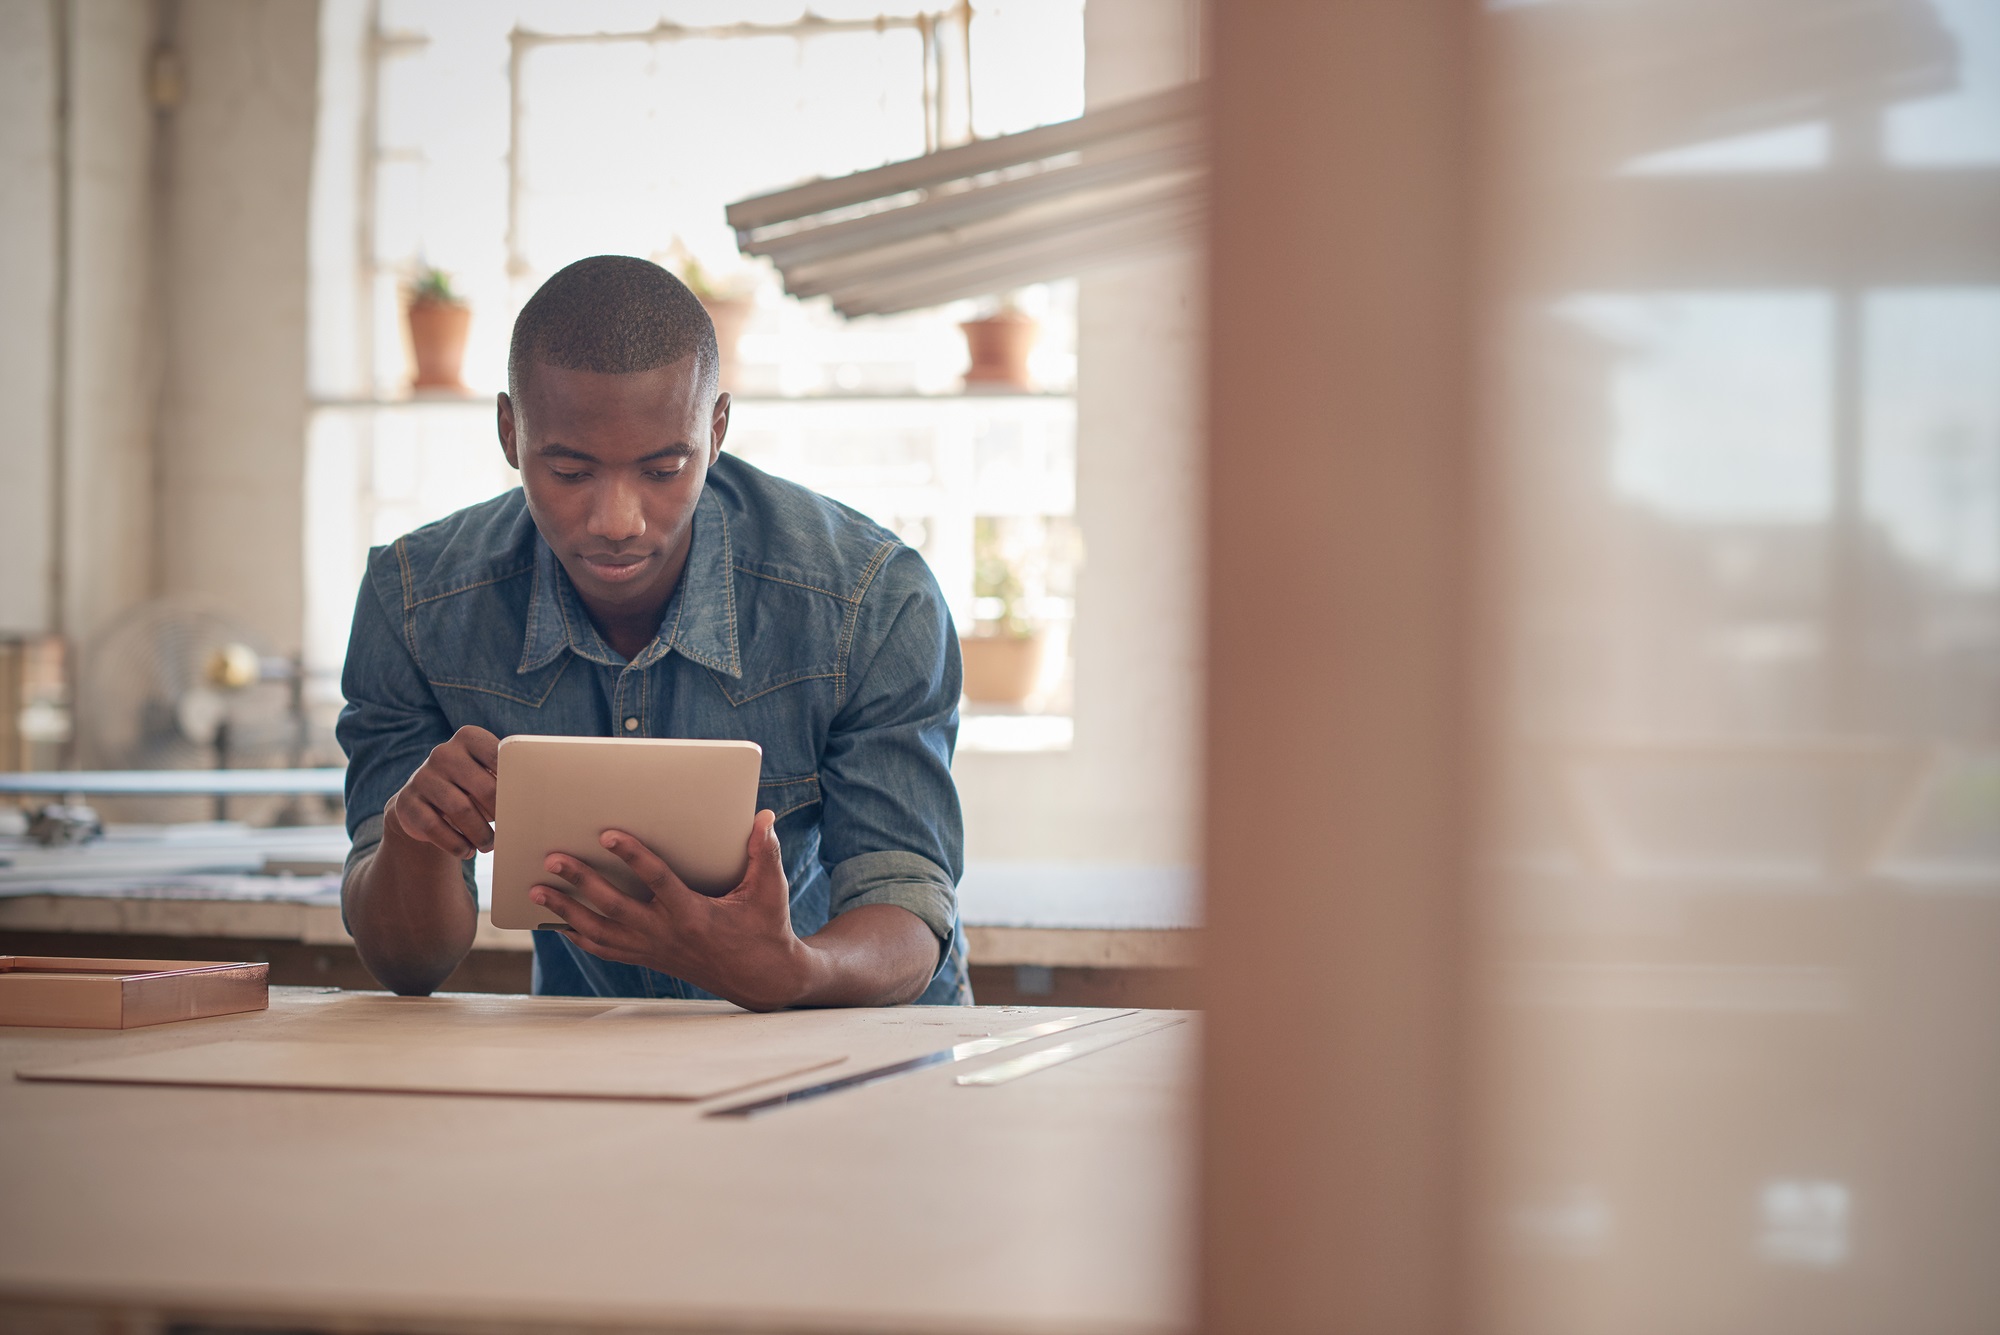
[576,553,658,588]
[564,555,671,610]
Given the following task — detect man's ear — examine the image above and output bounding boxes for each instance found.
[497,392,520,470]
[708,391,731,465]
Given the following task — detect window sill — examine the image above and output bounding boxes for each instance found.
[957,713,1072,753]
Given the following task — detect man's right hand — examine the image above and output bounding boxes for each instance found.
[347,725,495,994]
[382,725,500,858]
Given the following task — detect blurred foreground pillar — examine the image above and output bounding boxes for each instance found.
[1203,0,2000,1331]
[1201,3,1472,1332]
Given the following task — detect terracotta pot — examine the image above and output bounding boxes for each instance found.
[959,631,1048,705]
[407,299,471,390]
[701,296,754,391]
[959,310,1039,391]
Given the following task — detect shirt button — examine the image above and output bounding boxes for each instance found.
[623,717,639,732]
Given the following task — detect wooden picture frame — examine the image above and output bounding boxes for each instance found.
[0,956,268,1029]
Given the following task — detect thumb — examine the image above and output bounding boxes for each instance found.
[738,809,786,901]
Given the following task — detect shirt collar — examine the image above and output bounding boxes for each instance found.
[517,486,741,677]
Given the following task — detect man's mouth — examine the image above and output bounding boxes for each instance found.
[578,552,655,584]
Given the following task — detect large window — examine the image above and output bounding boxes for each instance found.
[307,0,1087,749]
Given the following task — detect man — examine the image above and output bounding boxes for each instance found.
[337,255,967,1008]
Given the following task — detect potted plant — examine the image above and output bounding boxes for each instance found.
[959,518,1049,706]
[959,296,1038,392]
[680,255,755,391]
[405,266,471,391]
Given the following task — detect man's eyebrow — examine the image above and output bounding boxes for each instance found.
[537,442,693,462]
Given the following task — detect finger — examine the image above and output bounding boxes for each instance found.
[723,810,785,902]
[428,781,495,853]
[544,853,646,923]
[550,926,647,969]
[432,744,499,822]
[396,797,475,859]
[530,882,640,954]
[563,934,647,968]
[599,829,699,905]
[455,725,501,775]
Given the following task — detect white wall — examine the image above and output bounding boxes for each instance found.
[0,0,159,647]
[0,0,313,644]
[954,0,1205,870]
[0,0,318,720]
[156,0,317,654]
[64,0,162,650]
[0,0,61,636]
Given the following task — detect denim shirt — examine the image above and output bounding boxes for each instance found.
[335,453,969,1005]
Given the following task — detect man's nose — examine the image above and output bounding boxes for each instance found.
[587,481,646,542]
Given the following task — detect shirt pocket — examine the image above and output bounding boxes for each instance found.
[758,772,822,820]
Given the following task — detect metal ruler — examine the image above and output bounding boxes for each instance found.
[956,1016,1187,1086]
[705,1009,1137,1118]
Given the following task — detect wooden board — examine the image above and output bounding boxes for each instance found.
[0,955,267,1029]
[20,1037,843,1101]
[17,994,844,1100]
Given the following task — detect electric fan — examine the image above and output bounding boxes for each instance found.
[76,599,308,819]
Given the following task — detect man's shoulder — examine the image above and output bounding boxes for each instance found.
[710,454,917,604]
[364,489,538,607]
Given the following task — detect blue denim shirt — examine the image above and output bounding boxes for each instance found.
[335,453,969,1004]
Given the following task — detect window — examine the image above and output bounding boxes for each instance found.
[307,0,1088,747]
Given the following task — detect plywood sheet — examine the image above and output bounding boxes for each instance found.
[18,1038,841,1100]
[17,993,845,1100]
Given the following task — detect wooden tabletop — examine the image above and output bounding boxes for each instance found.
[0,987,1195,1335]
[0,892,1201,971]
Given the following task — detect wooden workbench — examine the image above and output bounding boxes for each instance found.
[0,987,1195,1334]
[0,823,1202,1005]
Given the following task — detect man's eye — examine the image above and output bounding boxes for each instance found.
[645,469,684,482]
[551,469,587,482]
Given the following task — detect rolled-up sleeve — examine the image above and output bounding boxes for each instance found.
[334,548,474,909]
[817,546,964,951]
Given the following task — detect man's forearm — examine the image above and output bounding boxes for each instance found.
[343,818,479,995]
[784,904,940,1009]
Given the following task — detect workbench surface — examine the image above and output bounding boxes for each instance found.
[0,988,1195,1334]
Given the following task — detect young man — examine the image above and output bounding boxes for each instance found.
[336,256,967,1008]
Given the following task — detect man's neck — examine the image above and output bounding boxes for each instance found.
[590,609,665,663]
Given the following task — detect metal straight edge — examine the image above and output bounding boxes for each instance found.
[704,1009,1138,1118]
[955,1016,1188,1087]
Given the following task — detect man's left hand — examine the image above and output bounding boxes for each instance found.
[530,810,812,1011]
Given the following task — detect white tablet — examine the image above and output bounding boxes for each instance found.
[489,735,764,931]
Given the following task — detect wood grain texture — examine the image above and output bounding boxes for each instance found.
[0,987,1194,1334]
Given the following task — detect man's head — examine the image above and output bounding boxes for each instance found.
[499,256,730,641]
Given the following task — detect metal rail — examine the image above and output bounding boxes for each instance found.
[0,769,347,796]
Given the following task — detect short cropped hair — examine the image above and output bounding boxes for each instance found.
[507,255,719,406]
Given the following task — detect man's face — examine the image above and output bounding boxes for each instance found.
[498,355,729,623]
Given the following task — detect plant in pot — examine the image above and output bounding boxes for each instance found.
[405,266,471,391]
[959,294,1038,393]
[680,254,756,391]
[959,518,1050,707]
